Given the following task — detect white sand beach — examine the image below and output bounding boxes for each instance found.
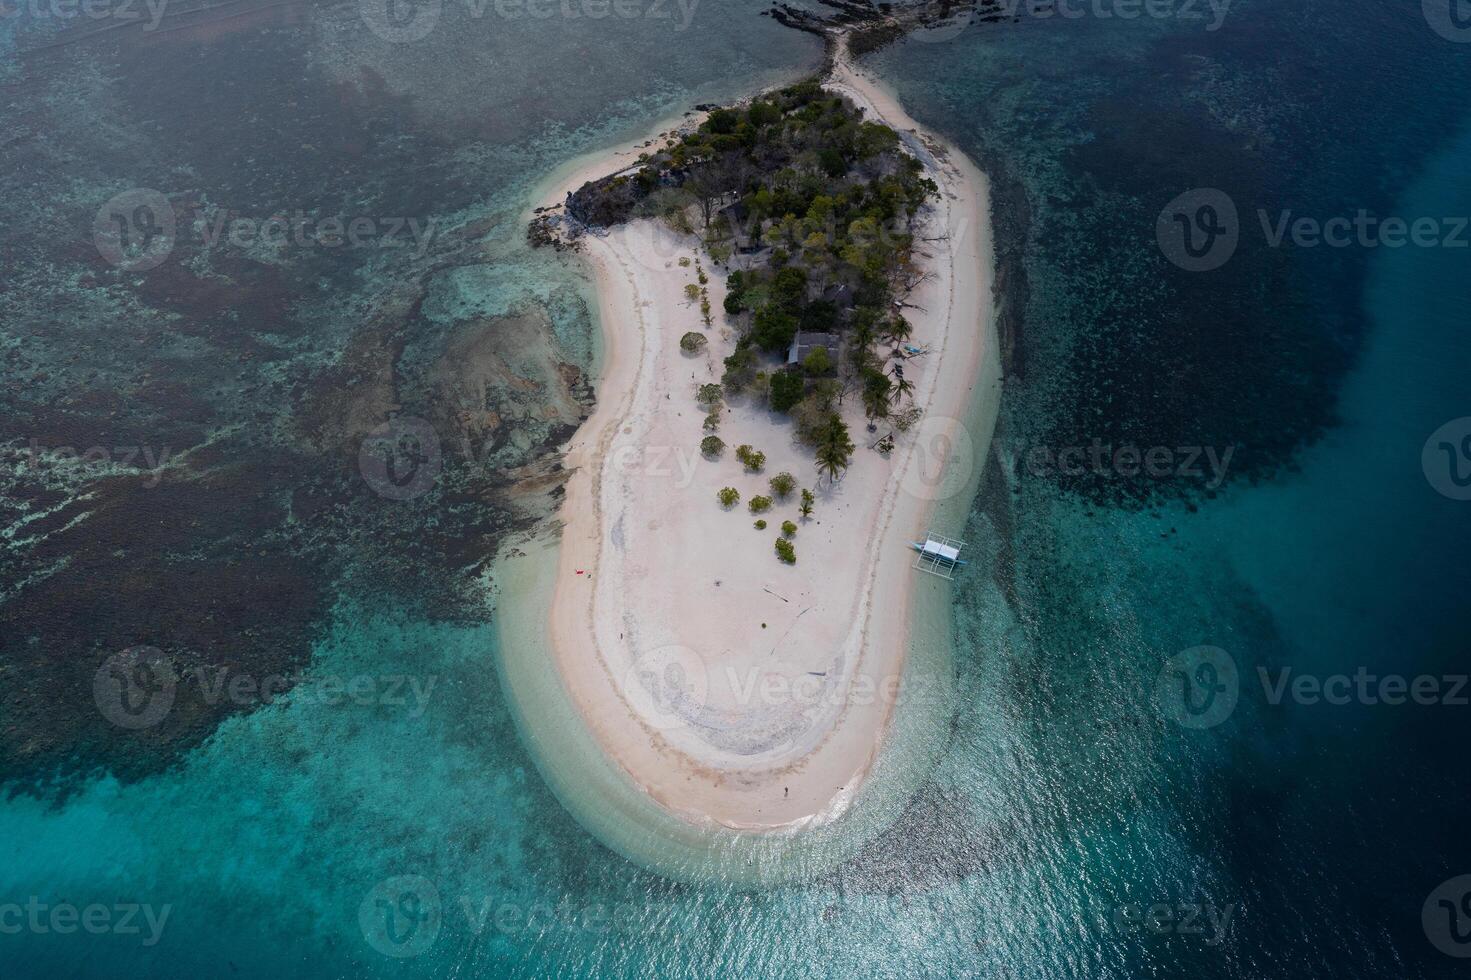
[509,37,1003,839]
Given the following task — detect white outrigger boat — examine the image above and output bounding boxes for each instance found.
[910,532,967,578]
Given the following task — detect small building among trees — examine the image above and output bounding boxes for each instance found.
[787,331,839,366]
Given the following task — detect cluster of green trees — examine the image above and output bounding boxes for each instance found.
[680,83,932,483]
[575,79,936,488]
[734,444,766,473]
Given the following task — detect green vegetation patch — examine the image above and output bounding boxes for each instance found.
[568,79,937,485]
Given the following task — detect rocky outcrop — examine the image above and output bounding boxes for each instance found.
[566,173,650,228]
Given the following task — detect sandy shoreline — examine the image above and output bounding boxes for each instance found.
[504,37,1002,842]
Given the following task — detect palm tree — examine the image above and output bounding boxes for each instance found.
[885,315,914,346]
[890,374,915,405]
[815,414,855,484]
[863,383,891,421]
[816,443,845,484]
[862,369,892,420]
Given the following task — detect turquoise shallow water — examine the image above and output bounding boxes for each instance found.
[3,0,1470,976]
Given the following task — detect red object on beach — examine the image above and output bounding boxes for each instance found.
[576,570,585,575]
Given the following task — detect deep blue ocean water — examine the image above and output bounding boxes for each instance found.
[2,0,1468,976]
[867,2,1471,973]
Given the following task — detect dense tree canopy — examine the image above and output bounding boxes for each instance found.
[568,78,936,474]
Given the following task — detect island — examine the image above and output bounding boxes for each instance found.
[497,30,1002,879]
